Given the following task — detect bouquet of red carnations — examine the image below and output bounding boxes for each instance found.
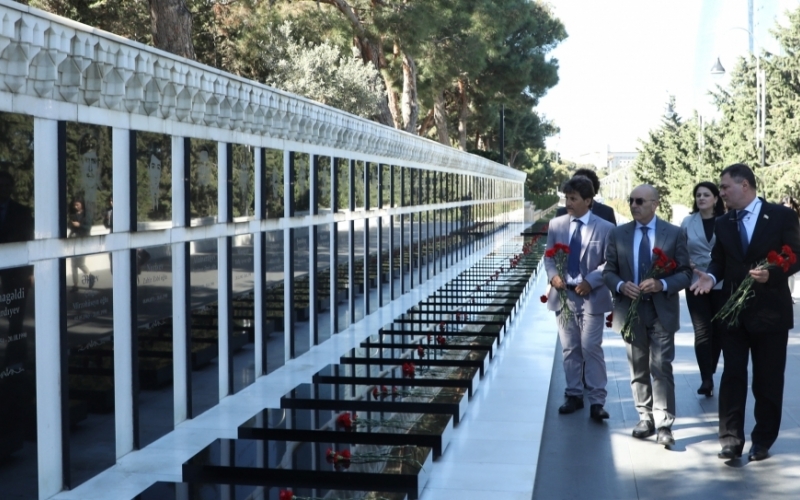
[713,244,797,327]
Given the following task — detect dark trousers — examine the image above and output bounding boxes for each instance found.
[685,289,724,381]
[718,325,788,450]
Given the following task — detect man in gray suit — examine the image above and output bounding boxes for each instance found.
[603,185,692,447]
[545,176,615,420]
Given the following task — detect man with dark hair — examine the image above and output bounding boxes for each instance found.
[544,175,614,421]
[692,163,800,461]
[556,168,616,225]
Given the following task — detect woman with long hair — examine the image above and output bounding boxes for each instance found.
[680,182,726,397]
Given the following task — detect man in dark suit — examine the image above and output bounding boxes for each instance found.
[691,163,800,462]
[556,168,616,225]
[603,184,691,448]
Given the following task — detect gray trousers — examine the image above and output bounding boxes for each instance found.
[557,290,607,406]
[625,300,676,429]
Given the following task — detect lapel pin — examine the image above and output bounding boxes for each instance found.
[764,214,769,219]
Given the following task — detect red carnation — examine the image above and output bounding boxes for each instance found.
[279,490,294,500]
[339,449,352,460]
[437,335,447,345]
[336,412,353,430]
[767,250,781,265]
[417,345,425,358]
[540,294,548,303]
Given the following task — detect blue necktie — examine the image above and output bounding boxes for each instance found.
[737,209,749,254]
[638,226,651,283]
[567,219,583,277]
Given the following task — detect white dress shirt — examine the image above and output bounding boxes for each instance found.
[617,217,668,292]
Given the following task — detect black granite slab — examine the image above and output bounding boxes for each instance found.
[314,360,480,398]
[238,407,452,458]
[339,344,490,378]
[134,482,409,500]
[281,382,468,424]
[181,438,430,499]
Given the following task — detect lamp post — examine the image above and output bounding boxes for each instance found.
[711,26,767,167]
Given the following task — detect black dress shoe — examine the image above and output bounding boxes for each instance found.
[697,379,713,397]
[748,445,769,461]
[590,404,609,421]
[718,445,742,459]
[657,427,675,447]
[558,395,584,414]
[632,419,655,439]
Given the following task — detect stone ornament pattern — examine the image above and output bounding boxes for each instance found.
[0,1,524,183]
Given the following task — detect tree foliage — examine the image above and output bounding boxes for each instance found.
[628,5,800,216]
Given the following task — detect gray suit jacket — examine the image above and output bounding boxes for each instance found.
[680,212,722,288]
[602,217,692,333]
[544,212,614,314]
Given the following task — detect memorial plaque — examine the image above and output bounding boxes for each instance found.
[66,123,112,231]
[354,160,365,211]
[135,131,172,228]
[316,155,332,215]
[189,238,219,417]
[189,139,218,226]
[335,221,349,333]
[183,438,430,499]
[135,244,174,446]
[334,157,348,214]
[264,230,285,373]
[292,152,310,215]
[65,251,115,487]
[263,148,283,220]
[232,234,255,392]
[239,407,452,458]
[232,144,255,221]
[0,266,37,499]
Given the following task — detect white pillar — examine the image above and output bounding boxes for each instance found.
[33,118,63,499]
[111,128,134,458]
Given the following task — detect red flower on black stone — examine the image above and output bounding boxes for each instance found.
[279,489,294,500]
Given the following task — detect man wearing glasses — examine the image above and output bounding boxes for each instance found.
[603,185,691,448]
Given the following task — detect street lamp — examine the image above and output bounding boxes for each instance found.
[711,27,766,167]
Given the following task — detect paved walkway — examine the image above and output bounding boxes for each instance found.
[533,292,800,500]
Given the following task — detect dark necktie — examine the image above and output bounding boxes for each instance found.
[567,219,583,277]
[737,209,749,254]
[638,226,651,283]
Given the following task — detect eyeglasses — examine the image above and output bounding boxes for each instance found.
[628,197,654,206]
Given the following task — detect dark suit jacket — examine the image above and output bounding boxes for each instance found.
[602,217,692,334]
[556,200,616,226]
[707,198,800,332]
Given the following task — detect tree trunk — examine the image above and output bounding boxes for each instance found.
[418,109,435,137]
[400,50,418,133]
[383,69,403,129]
[457,78,469,150]
[354,35,395,127]
[434,89,449,145]
[148,0,196,59]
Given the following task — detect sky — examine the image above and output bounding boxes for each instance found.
[536,0,796,166]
